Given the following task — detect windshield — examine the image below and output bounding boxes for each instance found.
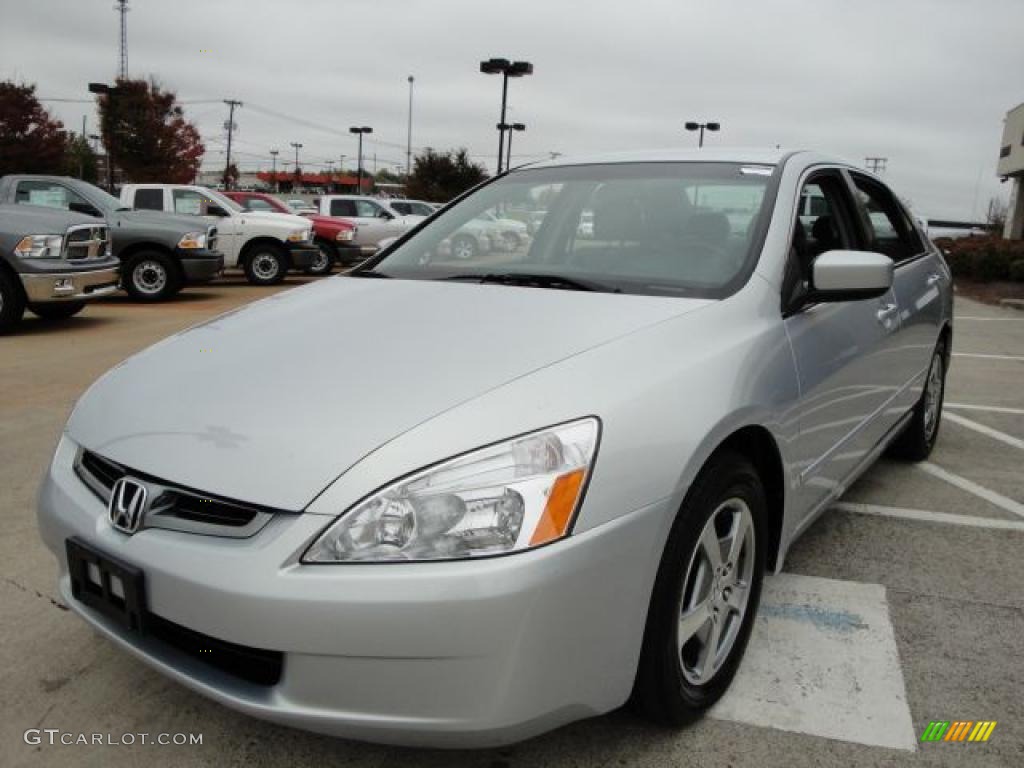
[81,182,129,212]
[367,162,774,298]
[198,187,244,213]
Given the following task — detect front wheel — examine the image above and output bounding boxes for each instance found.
[632,452,766,725]
[29,301,86,320]
[243,245,287,285]
[888,341,946,461]
[124,252,181,301]
[305,241,335,276]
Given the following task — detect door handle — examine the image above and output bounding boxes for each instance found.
[876,302,898,327]
[926,273,941,286]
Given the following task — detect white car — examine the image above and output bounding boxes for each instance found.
[314,195,424,254]
[122,185,318,285]
[386,199,437,217]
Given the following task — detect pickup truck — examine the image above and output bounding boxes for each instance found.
[223,191,359,273]
[121,184,318,285]
[0,176,223,301]
[314,195,425,255]
[0,204,120,333]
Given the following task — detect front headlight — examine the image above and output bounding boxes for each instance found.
[303,417,600,563]
[287,228,311,243]
[14,234,64,259]
[177,231,207,249]
[335,228,355,242]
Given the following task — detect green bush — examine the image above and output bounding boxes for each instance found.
[1010,259,1024,282]
[933,236,1024,282]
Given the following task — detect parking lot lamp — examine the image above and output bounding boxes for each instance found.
[88,82,118,190]
[506,122,526,170]
[480,58,533,174]
[349,126,372,194]
[270,149,279,192]
[685,121,720,148]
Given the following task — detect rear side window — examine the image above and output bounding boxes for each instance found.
[850,174,923,263]
[391,202,411,215]
[133,188,164,211]
[330,199,357,217]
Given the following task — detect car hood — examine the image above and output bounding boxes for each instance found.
[309,213,354,230]
[67,277,711,510]
[238,211,312,228]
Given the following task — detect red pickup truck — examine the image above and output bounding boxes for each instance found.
[223,192,360,274]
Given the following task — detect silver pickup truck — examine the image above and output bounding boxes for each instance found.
[0,204,120,333]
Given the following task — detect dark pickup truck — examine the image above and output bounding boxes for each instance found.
[0,204,120,333]
[0,176,223,301]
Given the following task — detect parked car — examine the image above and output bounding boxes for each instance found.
[287,199,318,217]
[38,149,952,747]
[479,210,530,248]
[0,204,119,332]
[387,199,437,217]
[0,176,222,301]
[314,195,425,254]
[223,191,359,274]
[122,184,317,285]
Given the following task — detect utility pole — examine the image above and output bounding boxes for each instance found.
[406,75,414,177]
[114,0,130,79]
[291,142,303,190]
[222,99,242,189]
[865,157,888,174]
[270,149,279,193]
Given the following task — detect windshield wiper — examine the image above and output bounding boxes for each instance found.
[442,272,618,293]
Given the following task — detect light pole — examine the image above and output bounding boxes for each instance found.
[685,121,720,148]
[406,75,414,178]
[505,122,526,170]
[290,142,303,189]
[88,82,118,190]
[480,58,533,174]
[349,126,372,194]
[270,149,279,193]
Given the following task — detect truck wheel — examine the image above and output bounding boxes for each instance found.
[125,252,181,301]
[244,244,287,285]
[0,268,26,333]
[29,301,86,320]
[451,235,478,260]
[306,241,336,276]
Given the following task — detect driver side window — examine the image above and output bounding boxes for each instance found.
[784,174,855,310]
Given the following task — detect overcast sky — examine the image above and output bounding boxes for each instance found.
[2,0,1021,219]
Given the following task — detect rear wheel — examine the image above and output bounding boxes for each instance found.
[632,452,766,725]
[125,252,181,301]
[29,301,86,320]
[888,341,946,461]
[451,235,478,260]
[243,244,287,285]
[0,268,26,333]
[305,241,335,276]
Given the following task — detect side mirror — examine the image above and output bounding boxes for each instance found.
[809,250,893,302]
[206,204,229,217]
[377,209,394,220]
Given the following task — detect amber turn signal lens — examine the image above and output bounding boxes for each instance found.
[530,468,586,546]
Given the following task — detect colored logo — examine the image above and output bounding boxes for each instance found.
[921,721,997,742]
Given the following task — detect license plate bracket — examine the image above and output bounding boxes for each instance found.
[66,537,146,634]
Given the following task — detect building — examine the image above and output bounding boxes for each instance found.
[997,102,1024,240]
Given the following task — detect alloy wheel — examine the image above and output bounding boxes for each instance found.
[132,260,168,296]
[923,351,944,441]
[677,498,756,686]
[251,252,280,281]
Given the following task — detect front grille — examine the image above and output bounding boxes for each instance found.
[145,611,283,687]
[75,449,273,538]
[64,224,110,260]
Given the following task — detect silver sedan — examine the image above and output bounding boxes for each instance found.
[37,149,952,747]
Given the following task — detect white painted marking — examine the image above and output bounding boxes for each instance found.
[944,411,1024,450]
[954,315,1024,321]
[918,462,1024,519]
[711,573,916,751]
[946,402,1024,415]
[833,501,1024,531]
[953,352,1024,362]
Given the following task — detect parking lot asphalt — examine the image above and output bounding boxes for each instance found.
[2,279,1022,768]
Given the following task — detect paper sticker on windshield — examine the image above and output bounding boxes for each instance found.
[740,166,774,176]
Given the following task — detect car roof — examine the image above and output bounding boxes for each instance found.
[520,147,841,170]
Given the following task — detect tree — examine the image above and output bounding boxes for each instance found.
[0,81,68,175]
[63,134,99,183]
[406,148,487,202]
[97,78,204,183]
[986,197,1008,235]
[222,162,239,189]
[374,167,404,185]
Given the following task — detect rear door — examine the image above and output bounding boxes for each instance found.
[846,172,945,416]
[782,168,903,528]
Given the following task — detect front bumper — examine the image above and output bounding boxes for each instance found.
[175,249,224,283]
[286,243,318,270]
[37,436,667,747]
[21,265,120,303]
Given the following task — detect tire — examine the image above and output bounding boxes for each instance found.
[243,243,287,285]
[29,301,86,320]
[451,235,478,260]
[124,252,181,301]
[305,241,336,276]
[0,268,26,333]
[887,340,946,461]
[632,451,766,725]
